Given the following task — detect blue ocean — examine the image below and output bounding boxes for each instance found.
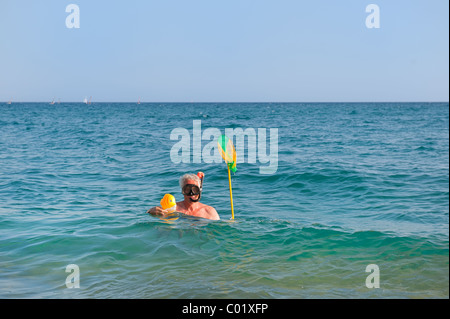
[0,102,448,298]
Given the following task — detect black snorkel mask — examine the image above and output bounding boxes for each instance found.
[182,173,204,202]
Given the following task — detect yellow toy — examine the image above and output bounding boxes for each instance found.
[160,194,177,213]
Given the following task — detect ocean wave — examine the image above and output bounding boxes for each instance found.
[0,213,448,299]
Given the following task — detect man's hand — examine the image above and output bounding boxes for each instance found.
[146,206,167,215]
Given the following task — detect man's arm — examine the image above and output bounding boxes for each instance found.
[147,206,168,216]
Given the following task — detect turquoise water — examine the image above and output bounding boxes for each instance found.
[0,102,448,298]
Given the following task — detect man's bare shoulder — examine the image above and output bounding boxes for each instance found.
[202,205,220,220]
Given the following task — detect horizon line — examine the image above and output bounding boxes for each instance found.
[2,101,449,104]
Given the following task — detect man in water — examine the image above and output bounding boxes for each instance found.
[147,173,220,220]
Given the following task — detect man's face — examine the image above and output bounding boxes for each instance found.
[182,179,201,202]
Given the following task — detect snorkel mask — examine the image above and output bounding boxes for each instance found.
[182,172,204,202]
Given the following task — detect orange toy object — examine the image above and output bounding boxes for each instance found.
[160,194,176,213]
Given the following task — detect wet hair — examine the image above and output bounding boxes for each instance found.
[179,173,201,189]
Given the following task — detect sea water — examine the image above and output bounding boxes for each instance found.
[0,102,448,298]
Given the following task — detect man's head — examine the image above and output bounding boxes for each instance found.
[179,173,202,202]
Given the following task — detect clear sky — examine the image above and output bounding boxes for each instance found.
[0,0,448,102]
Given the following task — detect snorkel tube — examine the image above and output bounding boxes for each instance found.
[194,171,204,202]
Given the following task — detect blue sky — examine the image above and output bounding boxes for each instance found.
[0,0,448,102]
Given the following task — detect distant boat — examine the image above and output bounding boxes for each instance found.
[7,99,12,105]
[50,98,55,105]
[83,97,88,104]
[88,96,92,105]
[137,97,141,105]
